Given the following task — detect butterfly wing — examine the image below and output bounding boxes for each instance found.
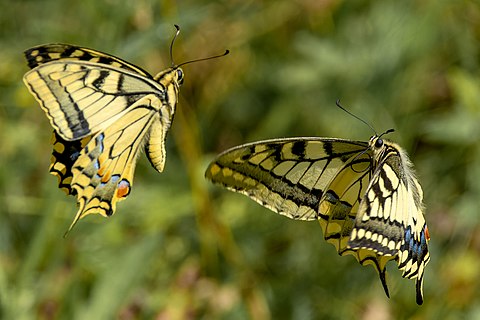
[349,140,430,304]
[66,94,164,232]
[313,144,397,297]
[50,132,91,195]
[23,60,164,140]
[207,138,369,222]
[25,43,152,77]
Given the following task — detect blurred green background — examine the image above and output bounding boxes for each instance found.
[1,0,479,319]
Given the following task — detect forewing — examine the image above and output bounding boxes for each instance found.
[349,142,430,304]
[206,138,368,221]
[66,95,162,233]
[24,43,152,77]
[23,61,164,140]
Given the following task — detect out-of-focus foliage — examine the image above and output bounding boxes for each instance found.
[1,0,479,319]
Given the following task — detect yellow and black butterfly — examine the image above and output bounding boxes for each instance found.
[23,25,227,234]
[205,109,430,304]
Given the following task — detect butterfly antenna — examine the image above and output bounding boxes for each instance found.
[168,24,229,67]
[379,128,395,138]
[170,24,181,67]
[177,49,230,68]
[336,100,377,135]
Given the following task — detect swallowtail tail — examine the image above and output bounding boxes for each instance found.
[206,132,430,304]
[23,26,217,234]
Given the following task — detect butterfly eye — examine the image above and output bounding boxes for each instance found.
[375,138,384,148]
[176,69,184,85]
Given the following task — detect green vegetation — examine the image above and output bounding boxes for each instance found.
[1,1,479,319]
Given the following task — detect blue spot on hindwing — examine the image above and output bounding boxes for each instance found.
[96,133,105,153]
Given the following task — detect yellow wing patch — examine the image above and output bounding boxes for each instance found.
[67,95,162,232]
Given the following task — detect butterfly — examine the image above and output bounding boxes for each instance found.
[206,127,430,304]
[23,26,212,234]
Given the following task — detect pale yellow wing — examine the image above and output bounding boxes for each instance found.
[24,43,152,76]
[207,138,368,221]
[349,138,430,305]
[66,94,163,233]
[49,133,91,195]
[23,60,165,140]
[313,145,396,297]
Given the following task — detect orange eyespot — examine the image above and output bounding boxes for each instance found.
[425,226,430,241]
[116,179,131,198]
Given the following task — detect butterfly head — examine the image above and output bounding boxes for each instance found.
[154,67,184,87]
[369,128,395,158]
[152,67,183,116]
[158,24,227,89]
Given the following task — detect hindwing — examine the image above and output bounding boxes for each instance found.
[50,132,91,195]
[206,136,430,304]
[67,95,163,232]
[349,139,430,304]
